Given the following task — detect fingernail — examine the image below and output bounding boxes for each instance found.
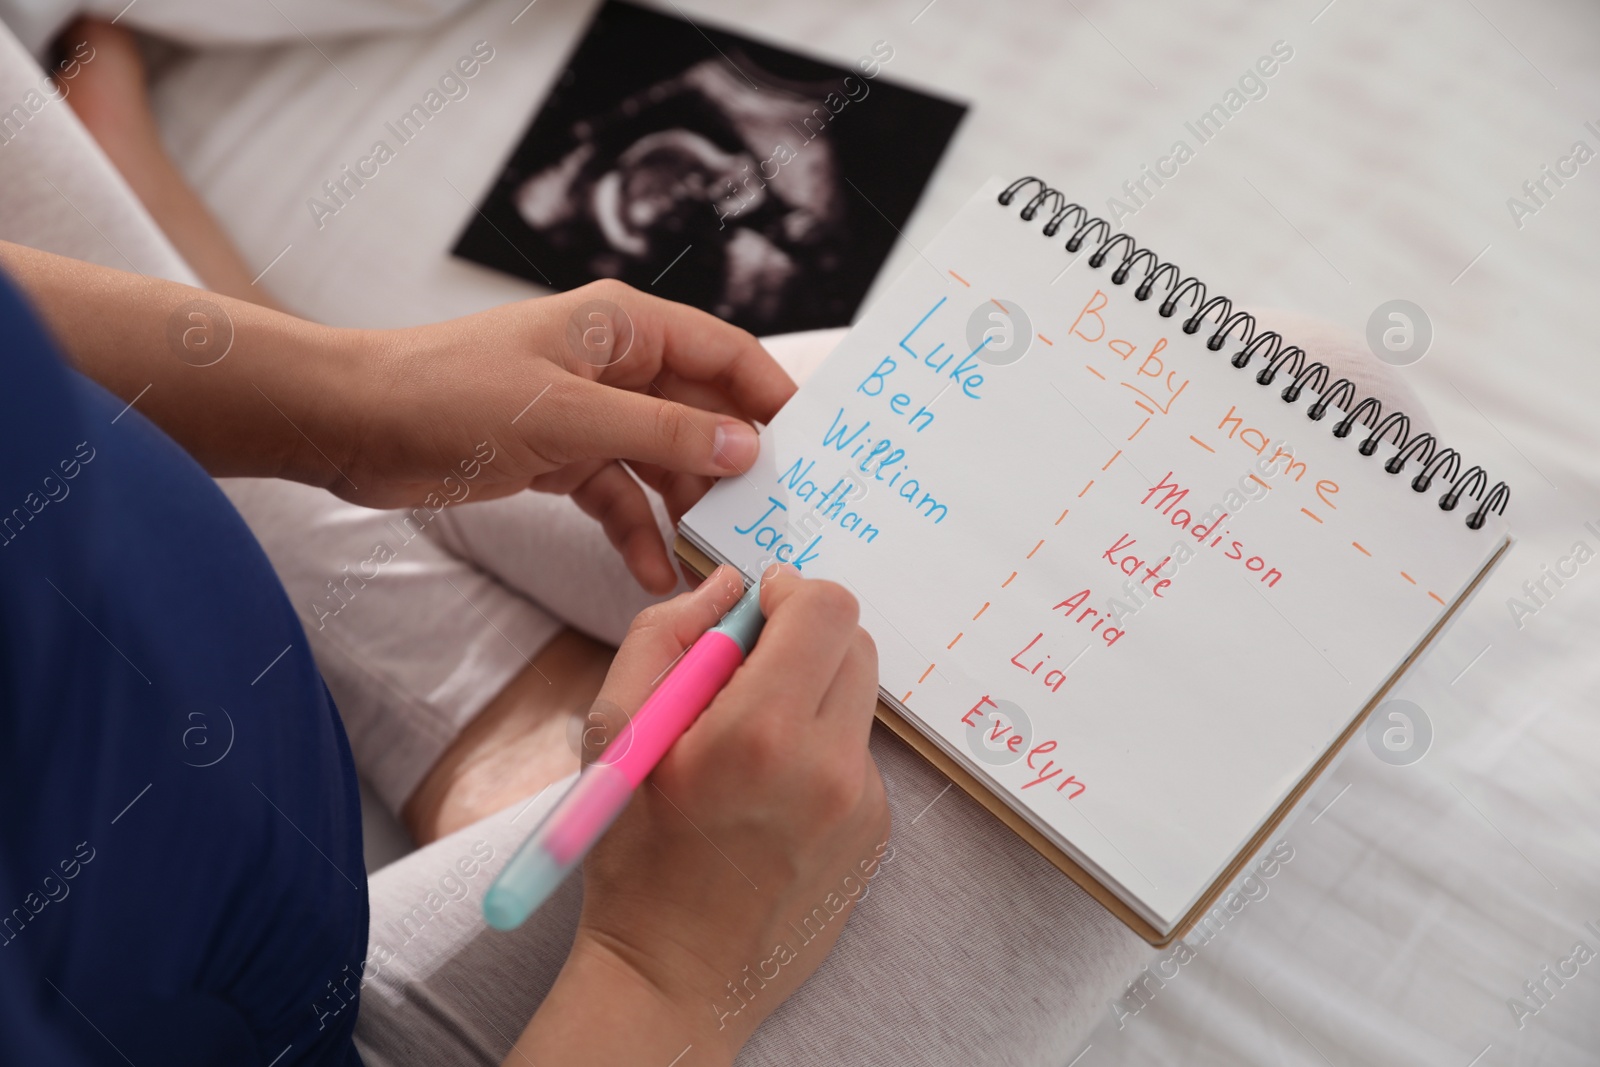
[712,420,759,472]
[761,562,798,583]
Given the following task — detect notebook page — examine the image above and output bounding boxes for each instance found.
[682,178,1509,929]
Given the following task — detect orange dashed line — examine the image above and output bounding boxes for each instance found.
[1248,474,1272,490]
[973,602,991,620]
[1086,365,1106,380]
[1102,450,1122,471]
[990,297,1006,312]
[1401,571,1417,585]
[1429,591,1446,605]
[1037,333,1055,346]
[1352,541,1371,557]
[1189,435,1214,453]
[1301,508,1323,523]
[948,270,971,287]
[903,690,914,702]
[1002,571,1018,588]
[1134,401,1155,414]
[1055,508,1070,525]
[1079,480,1095,497]
[1128,417,1150,441]
[918,663,936,684]
[947,632,964,649]
[1027,539,1045,559]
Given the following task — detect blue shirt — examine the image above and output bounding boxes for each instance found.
[0,271,368,1065]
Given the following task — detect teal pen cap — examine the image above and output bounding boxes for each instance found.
[710,579,765,654]
[482,570,768,931]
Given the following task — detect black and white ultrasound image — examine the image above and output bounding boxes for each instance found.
[454,0,966,335]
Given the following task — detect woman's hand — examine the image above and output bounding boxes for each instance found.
[509,565,890,1066]
[359,280,795,592]
[0,243,794,594]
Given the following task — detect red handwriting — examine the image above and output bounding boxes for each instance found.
[1101,535,1173,597]
[1009,634,1068,691]
[961,695,1086,798]
[1052,588,1126,646]
[1142,471,1285,587]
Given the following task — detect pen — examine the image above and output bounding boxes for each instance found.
[483,578,767,930]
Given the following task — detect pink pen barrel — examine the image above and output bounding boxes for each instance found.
[599,629,746,788]
[540,763,634,865]
[483,606,758,931]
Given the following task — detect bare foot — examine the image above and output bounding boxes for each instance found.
[403,628,617,843]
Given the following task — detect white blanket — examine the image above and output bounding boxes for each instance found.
[0,0,478,55]
[122,0,1600,1062]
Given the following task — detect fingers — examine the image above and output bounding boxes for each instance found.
[681,568,882,842]
[526,455,609,497]
[649,369,749,421]
[528,454,694,593]
[708,567,861,728]
[525,280,793,479]
[627,461,714,525]
[571,281,796,425]
[567,461,676,594]
[546,376,761,477]
[816,626,880,743]
[600,565,746,713]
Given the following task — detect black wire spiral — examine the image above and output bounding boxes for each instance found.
[999,177,1511,530]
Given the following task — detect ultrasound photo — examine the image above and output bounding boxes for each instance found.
[454,0,966,335]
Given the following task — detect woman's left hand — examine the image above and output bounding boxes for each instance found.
[355,279,795,591]
[0,241,794,595]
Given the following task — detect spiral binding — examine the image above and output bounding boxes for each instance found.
[998,177,1511,531]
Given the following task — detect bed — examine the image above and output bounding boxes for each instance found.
[48,0,1600,1061]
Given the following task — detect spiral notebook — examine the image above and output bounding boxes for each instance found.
[676,175,1513,944]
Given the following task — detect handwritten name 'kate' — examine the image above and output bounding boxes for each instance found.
[1102,534,1173,597]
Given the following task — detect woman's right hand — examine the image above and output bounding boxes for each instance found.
[508,564,890,1066]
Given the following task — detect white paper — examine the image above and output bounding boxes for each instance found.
[682,178,1510,930]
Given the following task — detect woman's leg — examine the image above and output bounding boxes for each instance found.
[213,476,594,832]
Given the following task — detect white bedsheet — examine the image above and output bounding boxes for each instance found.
[143,0,1600,1062]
